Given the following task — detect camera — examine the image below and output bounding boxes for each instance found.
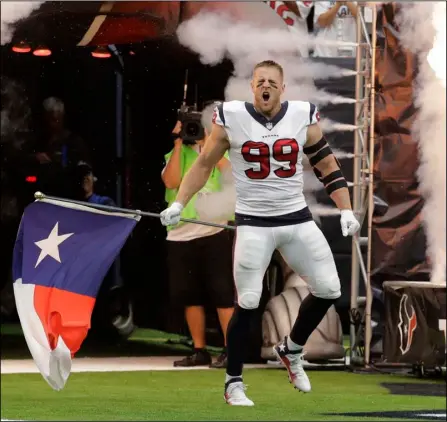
[178,105,204,145]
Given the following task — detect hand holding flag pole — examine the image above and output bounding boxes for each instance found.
[34,191,235,231]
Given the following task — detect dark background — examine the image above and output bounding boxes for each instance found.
[0,40,234,329]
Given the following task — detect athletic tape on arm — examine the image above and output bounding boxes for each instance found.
[304,137,348,195]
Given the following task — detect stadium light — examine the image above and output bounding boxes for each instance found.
[91,46,111,59]
[33,45,52,57]
[25,175,37,183]
[12,41,31,53]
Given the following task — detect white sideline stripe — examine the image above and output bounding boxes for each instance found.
[1,356,346,375]
[0,357,271,375]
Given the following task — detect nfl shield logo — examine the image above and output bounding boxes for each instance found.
[266,122,273,130]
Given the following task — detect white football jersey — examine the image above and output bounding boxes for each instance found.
[213,100,319,217]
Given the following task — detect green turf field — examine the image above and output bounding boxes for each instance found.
[1,369,445,421]
[1,325,445,421]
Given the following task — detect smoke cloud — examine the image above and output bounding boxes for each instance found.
[1,76,32,148]
[1,1,44,45]
[1,2,40,147]
[177,12,356,65]
[195,166,236,223]
[177,12,356,106]
[396,3,446,283]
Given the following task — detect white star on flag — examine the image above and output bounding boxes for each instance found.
[34,222,74,268]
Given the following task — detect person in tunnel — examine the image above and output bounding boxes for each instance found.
[32,97,92,198]
[36,97,91,167]
[162,112,235,369]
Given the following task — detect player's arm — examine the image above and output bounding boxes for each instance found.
[175,124,230,207]
[304,123,352,211]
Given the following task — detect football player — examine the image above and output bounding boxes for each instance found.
[160,60,360,406]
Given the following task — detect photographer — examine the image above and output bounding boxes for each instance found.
[162,107,235,368]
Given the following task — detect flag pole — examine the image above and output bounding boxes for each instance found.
[34,192,235,231]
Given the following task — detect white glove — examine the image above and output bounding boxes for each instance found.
[160,202,184,227]
[340,209,360,237]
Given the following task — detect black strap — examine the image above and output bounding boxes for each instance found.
[325,179,348,195]
[309,146,332,167]
[303,137,327,155]
[313,166,323,181]
[322,170,344,186]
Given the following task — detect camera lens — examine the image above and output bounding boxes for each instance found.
[186,122,199,137]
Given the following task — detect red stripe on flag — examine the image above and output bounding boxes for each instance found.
[33,285,96,356]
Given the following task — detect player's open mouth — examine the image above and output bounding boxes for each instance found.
[262,92,270,101]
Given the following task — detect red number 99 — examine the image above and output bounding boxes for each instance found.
[241,138,299,180]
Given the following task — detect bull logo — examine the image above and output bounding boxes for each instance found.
[397,294,417,355]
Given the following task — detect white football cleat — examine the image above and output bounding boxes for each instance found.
[224,378,254,406]
[273,337,311,393]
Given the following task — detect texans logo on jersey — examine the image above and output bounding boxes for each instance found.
[212,109,217,124]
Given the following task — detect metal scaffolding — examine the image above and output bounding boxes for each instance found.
[349,4,378,367]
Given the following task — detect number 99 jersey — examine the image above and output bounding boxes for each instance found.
[213,100,320,217]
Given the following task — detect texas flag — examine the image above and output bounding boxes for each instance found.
[12,198,139,391]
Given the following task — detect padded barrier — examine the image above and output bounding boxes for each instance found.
[261,274,345,362]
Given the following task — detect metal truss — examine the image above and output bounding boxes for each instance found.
[349,4,378,367]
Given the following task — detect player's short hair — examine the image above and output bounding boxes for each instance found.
[253,60,284,79]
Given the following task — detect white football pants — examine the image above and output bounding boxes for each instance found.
[233,221,341,309]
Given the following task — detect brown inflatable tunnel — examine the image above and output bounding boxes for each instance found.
[261,275,345,362]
